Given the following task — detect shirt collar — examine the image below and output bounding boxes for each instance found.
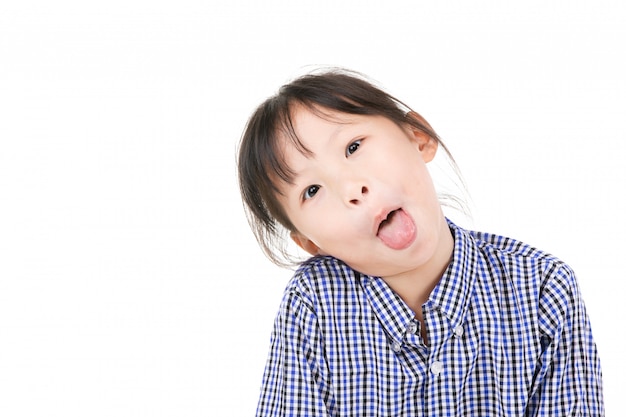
[361,218,477,344]
[427,218,477,330]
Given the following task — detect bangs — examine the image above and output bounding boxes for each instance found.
[263,101,315,194]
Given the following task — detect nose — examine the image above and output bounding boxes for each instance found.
[334,166,370,206]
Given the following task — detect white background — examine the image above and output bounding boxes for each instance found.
[1,1,624,415]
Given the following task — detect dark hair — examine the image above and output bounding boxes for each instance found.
[237,68,462,267]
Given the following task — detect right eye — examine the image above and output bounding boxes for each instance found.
[303,185,320,201]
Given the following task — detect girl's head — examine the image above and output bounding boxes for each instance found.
[238,68,459,271]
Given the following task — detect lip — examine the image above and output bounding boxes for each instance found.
[373,207,400,236]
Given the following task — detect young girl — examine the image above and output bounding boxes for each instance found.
[237,69,603,416]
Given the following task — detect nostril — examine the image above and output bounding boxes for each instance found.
[348,186,368,205]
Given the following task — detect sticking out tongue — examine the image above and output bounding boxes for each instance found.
[377,209,417,250]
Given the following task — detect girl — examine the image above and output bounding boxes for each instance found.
[237,68,603,416]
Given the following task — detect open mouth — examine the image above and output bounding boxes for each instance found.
[376,208,416,250]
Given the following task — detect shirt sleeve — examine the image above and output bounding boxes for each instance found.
[527,264,604,416]
[255,288,335,417]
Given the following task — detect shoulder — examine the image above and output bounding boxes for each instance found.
[461,226,582,332]
[468,228,576,288]
[469,228,556,262]
[466,227,582,321]
[281,255,364,315]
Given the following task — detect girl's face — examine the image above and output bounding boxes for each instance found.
[277,105,452,280]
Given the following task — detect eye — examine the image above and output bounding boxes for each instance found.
[303,185,320,201]
[346,139,362,156]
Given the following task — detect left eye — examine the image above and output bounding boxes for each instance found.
[346,140,361,156]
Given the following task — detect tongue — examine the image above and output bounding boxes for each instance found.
[377,209,416,250]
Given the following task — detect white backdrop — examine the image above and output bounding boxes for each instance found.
[1,1,624,415]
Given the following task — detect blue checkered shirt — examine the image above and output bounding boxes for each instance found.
[256,220,603,416]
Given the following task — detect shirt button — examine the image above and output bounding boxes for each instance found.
[407,322,418,335]
[430,361,444,376]
[391,341,402,353]
[453,324,464,337]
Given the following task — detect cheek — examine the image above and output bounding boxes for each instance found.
[298,211,346,244]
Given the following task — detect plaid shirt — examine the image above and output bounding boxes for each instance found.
[256,220,603,416]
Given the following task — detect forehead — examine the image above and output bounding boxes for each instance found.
[289,104,358,137]
[276,105,345,158]
[281,103,408,151]
[283,103,399,153]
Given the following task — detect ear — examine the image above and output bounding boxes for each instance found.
[290,231,323,256]
[406,111,438,163]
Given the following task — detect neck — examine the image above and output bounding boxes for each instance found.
[381,219,454,316]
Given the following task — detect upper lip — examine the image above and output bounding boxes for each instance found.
[373,207,400,236]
